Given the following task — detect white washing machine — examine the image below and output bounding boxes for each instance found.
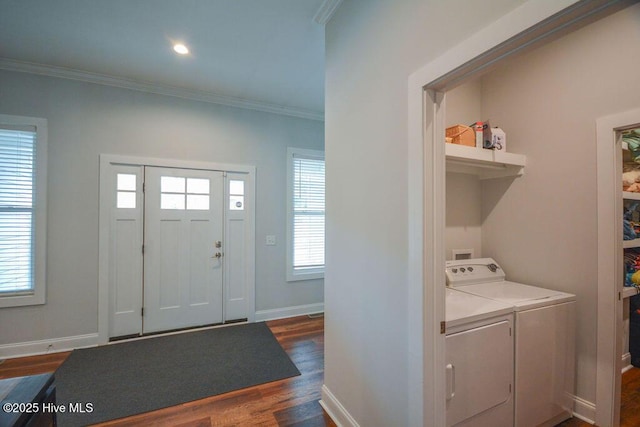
[446,258,576,427]
[445,287,514,426]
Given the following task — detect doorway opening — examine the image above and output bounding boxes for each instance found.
[408,2,632,425]
[597,109,640,426]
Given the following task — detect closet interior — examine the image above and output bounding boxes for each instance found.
[621,128,640,369]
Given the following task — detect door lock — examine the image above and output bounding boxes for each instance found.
[215,241,222,248]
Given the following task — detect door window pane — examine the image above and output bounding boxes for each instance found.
[229,180,244,195]
[230,195,244,210]
[117,192,136,209]
[117,174,136,191]
[187,194,209,210]
[161,175,214,210]
[229,179,244,210]
[116,174,137,209]
[187,178,209,194]
[161,193,185,210]
[161,176,185,193]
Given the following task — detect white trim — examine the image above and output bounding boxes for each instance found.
[622,352,633,373]
[0,333,98,359]
[254,303,324,322]
[406,76,425,427]
[99,154,256,175]
[407,86,448,427]
[571,395,596,425]
[410,0,622,89]
[595,108,640,426]
[98,154,256,344]
[320,384,360,427]
[0,114,47,308]
[0,58,324,122]
[408,1,625,426]
[312,0,344,25]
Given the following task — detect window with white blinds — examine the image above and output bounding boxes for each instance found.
[0,127,35,295]
[0,115,47,307]
[286,148,325,281]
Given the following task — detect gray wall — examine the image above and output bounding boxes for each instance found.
[0,70,324,345]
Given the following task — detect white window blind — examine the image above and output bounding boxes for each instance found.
[0,127,35,295]
[292,153,325,272]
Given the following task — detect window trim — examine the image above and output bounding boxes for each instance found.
[0,114,47,308]
[286,147,325,282]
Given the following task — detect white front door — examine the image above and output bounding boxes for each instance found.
[142,166,224,334]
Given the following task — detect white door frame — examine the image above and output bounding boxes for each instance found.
[98,154,256,345]
[595,108,640,427]
[407,1,625,425]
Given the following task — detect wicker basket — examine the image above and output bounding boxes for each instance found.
[446,125,475,147]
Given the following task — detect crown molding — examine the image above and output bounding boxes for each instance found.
[0,58,324,122]
[313,0,344,25]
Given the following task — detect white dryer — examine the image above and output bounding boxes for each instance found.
[445,287,514,426]
[446,258,576,427]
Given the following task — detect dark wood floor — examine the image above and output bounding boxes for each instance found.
[0,315,336,427]
[620,367,640,427]
[3,316,640,426]
[551,368,640,427]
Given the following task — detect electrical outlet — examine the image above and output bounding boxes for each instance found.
[266,235,276,246]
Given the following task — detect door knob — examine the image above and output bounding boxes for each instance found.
[212,252,223,259]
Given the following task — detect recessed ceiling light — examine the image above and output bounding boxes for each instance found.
[173,43,189,55]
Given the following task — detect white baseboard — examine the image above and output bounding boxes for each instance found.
[320,384,360,427]
[0,333,99,359]
[320,386,594,427]
[572,394,596,425]
[255,302,324,322]
[622,352,634,373]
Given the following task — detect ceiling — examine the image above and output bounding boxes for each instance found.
[0,0,327,120]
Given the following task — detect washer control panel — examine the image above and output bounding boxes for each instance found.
[445,258,505,286]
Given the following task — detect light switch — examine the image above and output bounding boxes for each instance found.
[266,235,276,246]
